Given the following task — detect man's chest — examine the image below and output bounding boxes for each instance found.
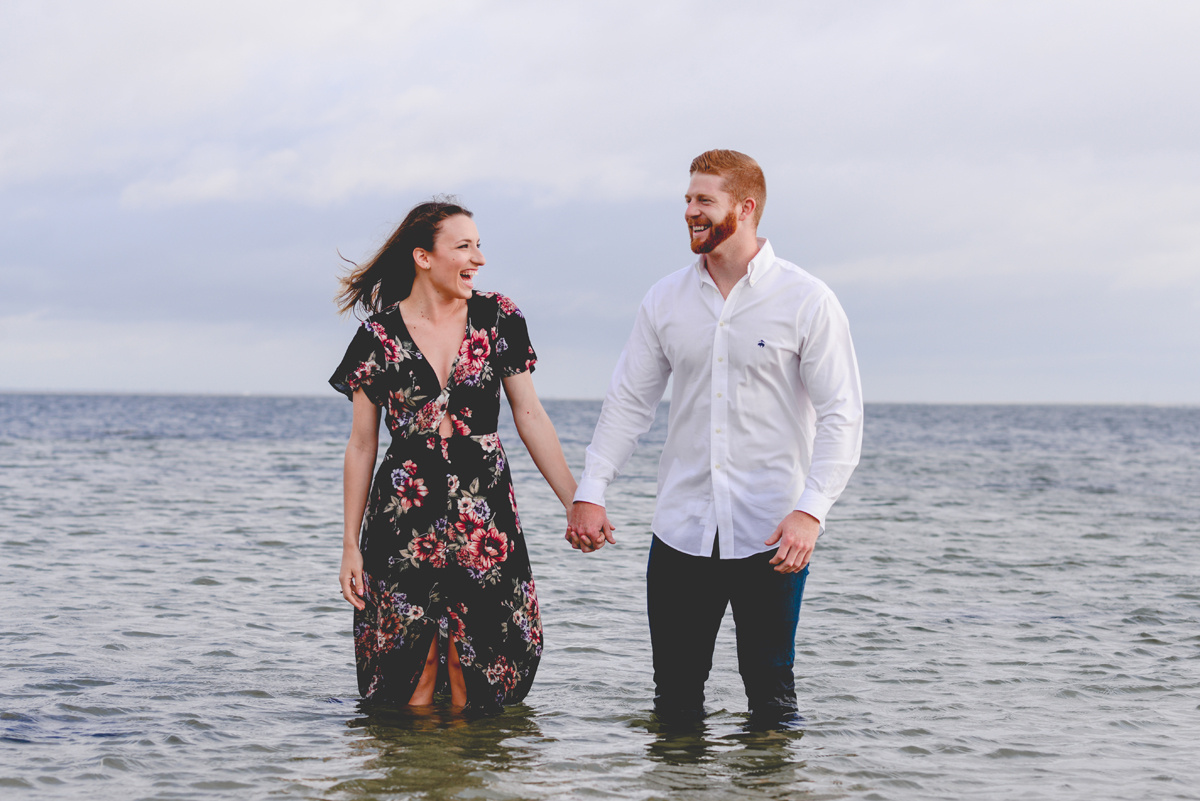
[657,289,804,382]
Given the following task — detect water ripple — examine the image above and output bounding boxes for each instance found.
[1,396,1198,799]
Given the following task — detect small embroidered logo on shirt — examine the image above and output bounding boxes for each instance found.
[757,340,765,348]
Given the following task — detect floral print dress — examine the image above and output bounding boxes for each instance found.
[330,291,542,713]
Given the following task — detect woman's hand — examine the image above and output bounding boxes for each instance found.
[565,517,617,552]
[566,501,617,552]
[340,546,366,610]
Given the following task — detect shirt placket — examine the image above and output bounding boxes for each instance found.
[710,279,744,557]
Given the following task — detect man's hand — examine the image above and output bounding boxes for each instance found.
[566,501,616,552]
[765,510,820,573]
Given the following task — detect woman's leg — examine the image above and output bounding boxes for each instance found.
[447,634,467,708]
[407,633,468,707]
[407,635,440,705]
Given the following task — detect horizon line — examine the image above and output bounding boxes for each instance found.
[1,389,1197,408]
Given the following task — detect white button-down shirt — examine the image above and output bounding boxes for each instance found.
[574,239,863,559]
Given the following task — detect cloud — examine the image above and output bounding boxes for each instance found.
[8,1,1191,206]
[2,1,1199,401]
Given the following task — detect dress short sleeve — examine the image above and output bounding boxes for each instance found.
[329,321,388,403]
[492,295,537,377]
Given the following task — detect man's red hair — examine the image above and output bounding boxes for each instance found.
[689,149,767,226]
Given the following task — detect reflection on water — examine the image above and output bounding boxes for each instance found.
[338,704,545,800]
[642,719,809,800]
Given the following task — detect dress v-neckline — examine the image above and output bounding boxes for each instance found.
[396,298,472,393]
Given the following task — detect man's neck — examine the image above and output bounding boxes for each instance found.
[703,231,761,300]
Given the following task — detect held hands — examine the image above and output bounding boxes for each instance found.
[766,510,820,573]
[565,501,617,553]
[340,546,366,610]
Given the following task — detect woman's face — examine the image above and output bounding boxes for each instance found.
[415,214,484,301]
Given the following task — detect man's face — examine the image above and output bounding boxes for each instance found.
[685,173,739,255]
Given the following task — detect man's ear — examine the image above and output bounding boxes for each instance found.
[739,196,757,224]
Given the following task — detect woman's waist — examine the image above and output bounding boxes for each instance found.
[383,430,503,451]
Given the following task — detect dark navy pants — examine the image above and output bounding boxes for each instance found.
[646,534,808,722]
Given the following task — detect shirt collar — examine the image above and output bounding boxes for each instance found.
[694,237,777,289]
[747,238,775,287]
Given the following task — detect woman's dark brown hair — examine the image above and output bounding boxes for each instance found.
[335,198,473,317]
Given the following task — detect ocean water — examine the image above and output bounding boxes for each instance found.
[1,395,1198,800]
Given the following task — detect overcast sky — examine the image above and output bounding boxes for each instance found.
[2,0,1198,402]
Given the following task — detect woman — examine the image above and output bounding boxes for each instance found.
[330,199,607,713]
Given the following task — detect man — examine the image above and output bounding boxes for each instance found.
[567,149,863,727]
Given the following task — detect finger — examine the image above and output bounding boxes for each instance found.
[764,525,784,547]
[777,542,808,573]
[342,574,363,609]
[352,573,367,608]
[771,537,795,567]
[602,520,617,544]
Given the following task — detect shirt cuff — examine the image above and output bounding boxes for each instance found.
[573,476,609,507]
[794,489,835,525]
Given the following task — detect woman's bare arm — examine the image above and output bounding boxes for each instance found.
[503,372,614,548]
[340,388,380,609]
[502,372,577,508]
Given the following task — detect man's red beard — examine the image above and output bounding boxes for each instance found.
[688,208,739,254]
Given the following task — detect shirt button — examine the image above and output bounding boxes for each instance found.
[714,464,721,470]
[717,356,724,363]
[716,392,723,398]
[715,427,721,433]
[719,321,726,327]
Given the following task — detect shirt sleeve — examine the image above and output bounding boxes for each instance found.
[329,322,388,404]
[793,291,864,524]
[574,296,672,507]
[494,295,537,377]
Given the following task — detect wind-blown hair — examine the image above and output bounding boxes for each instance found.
[335,198,473,317]
[689,150,767,226]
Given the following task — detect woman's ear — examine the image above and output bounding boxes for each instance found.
[413,247,431,270]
